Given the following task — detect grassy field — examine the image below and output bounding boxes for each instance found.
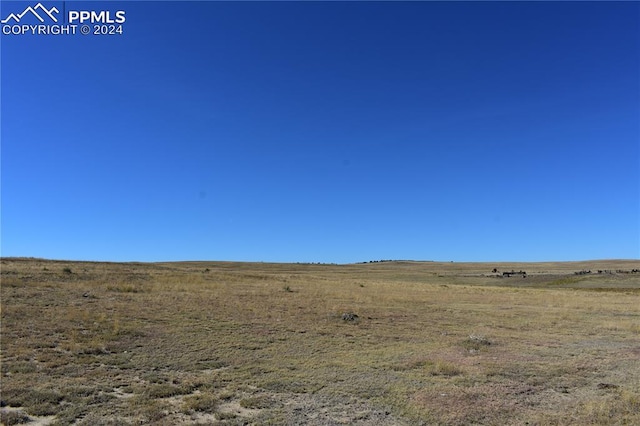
[1,258,639,425]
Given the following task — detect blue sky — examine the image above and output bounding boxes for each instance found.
[1,1,638,263]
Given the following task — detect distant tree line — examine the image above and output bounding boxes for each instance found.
[596,269,640,274]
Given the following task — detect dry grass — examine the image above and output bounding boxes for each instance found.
[1,258,639,425]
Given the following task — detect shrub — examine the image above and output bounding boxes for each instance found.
[463,334,492,351]
[430,361,464,376]
[146,384,186,399]
[182,393,218,412]
[239,395,272,409]
[0,410,31,426]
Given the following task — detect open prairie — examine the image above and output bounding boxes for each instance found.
[1,258,639,425]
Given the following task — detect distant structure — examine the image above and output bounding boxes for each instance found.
[502,270,527,278]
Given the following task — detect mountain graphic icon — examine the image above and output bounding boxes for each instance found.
[1,3,59,24]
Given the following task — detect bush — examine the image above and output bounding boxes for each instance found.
[239,395,272,409]
[182,393,218,412]
[146,384,191,399]
[430,361,464,376]
[462,334,492,351]
[0,410,31,426]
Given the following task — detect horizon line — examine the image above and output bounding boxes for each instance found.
[2,256,638,266]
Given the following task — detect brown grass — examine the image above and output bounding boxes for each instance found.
[1,257,639,424]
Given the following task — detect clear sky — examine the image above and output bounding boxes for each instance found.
[1,1,639,263]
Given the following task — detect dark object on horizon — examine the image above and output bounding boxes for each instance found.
[503,270,526,277]
[342,313,359,321]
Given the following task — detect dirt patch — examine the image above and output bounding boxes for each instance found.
[276,393,406,426]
